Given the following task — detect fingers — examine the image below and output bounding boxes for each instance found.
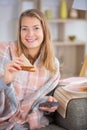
[39,106,57,112]
[39,96,58,112]
[5,58,23,72]
[4,57,24,84]
[47,96,57,102]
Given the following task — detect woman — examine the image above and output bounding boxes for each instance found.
[0,9,60,130]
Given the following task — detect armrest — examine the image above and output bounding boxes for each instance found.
[54,98,87,130]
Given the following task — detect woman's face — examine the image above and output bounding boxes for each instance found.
[21,16,44,51]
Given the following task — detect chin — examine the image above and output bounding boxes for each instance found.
[28,45,41,49]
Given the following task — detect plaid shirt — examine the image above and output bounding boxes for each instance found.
[0,42,60,130]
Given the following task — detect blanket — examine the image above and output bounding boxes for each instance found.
[0,42,60,130]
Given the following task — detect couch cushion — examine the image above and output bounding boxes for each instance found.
[54,98,87,130]
[37,124,67,130]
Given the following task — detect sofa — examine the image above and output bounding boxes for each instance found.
[38,97,87,130]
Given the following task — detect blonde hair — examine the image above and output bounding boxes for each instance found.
[17,9,55,73]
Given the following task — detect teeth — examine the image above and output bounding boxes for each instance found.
[27,39,34,42]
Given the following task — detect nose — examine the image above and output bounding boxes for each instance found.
[26,29,34,37]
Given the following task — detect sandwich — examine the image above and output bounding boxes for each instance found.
[20,54,35,72]
[80,86,87,92]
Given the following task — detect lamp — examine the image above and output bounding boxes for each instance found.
[72,0,87,11]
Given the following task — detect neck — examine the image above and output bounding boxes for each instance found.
[28,47,40,64]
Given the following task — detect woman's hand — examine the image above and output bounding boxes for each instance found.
[39,96,59,112]
[4,58,23,84]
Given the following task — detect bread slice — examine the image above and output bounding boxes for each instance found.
[20,54,35,72]
[21,66,35,72]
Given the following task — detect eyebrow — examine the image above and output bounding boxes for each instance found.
[21,25,28,27]
[21,25,41,28]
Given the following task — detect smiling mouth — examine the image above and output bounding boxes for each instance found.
[27,39,36,43]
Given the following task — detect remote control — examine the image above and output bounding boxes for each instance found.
[39,101,59,108]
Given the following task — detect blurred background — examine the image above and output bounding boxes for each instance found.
[0,0,87,78]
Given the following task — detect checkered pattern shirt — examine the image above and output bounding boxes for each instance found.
[0,42,60,130]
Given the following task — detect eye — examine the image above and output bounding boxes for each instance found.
[34,26,40,30]
[21,27,28,31]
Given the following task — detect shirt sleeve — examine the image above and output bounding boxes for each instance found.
[0,42,11,76]
[0,43,18,116]
[0,76,9,91]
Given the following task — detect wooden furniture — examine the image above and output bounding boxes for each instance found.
[80,56,87,76]
[18,0,87,78]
